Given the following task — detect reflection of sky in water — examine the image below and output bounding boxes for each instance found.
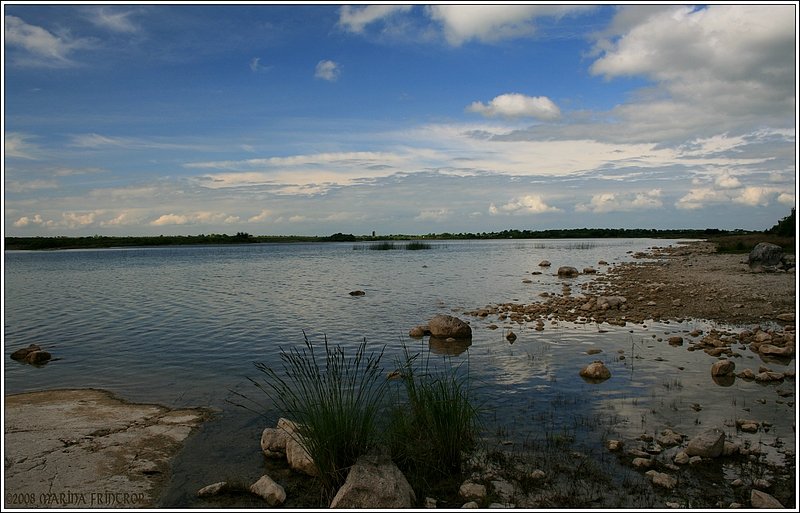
[469,314,795,465]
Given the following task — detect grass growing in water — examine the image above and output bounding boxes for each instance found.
[244,334,389,498]
[387,344,480,494]
[405,241,431,250]
[369,241,396,250]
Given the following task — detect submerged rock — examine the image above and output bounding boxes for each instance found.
[579,361,611,382]
[349,290,366,296]
[197,481,228,497]
[11,344,42,360]
[711,359,735,377]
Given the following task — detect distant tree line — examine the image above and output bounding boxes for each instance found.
[5,211,795,251]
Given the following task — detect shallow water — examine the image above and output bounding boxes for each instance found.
[3,239,795,507]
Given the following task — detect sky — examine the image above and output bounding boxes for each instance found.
[2,2,798,237]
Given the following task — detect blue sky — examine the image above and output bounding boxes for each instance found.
[3,3,797,236]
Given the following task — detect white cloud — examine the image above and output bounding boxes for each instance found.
[715,172,741,189]
[88,7,139,33]
[338,5,413,33]
[426,5,589,46]
[576,190,663,213]
[150,211,238,226]
[467,93,561,121]
[151,214,190,226]
[734,187,775,207]
[5,179,60,193]
[589,5,795,141]
[248,209,272,223]
[5,132,42,159]
[490,194,560,215]
[314,60,341,81]
[414,208,451,221]
[249,57,271,73]
[777,193,795,206]
[4,15,92,67]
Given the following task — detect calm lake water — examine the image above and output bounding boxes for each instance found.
[3,239,795,507]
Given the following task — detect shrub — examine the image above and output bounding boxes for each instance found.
[245,334,389,497]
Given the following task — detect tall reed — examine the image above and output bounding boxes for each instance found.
[247,334,389,496]
[388,344,480,490]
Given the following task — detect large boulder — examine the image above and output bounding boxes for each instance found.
[330,454,415,508]
[685,428,725,458]
[260,427,289,457]
[286,436,318,476]
[428,315,472,339]
[748,242,784,272]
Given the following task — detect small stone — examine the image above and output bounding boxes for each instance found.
[349,290,366,296]
[459,482,486,501]
[674,451,689,465]
[632,457,652,469]
[753,479,771,490]
[530,469,546,481]
[750,489,784,508]
[506,331,517,342]
[249,475,286,506]
[606,440,623,451]
[731,479,744,487]
[424,497,437,508]
[462,502,480,509]
[197,481,228,498]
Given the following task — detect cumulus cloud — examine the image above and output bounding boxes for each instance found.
[150,211,239,227]
[426,4,589,46]
[715,172,741,189]
[5,15,92,67]
[734,187,775,207]
[489,194,560,215]
[576,190,663,213]
[314,60,341,81]
[467,93,561,121]
[338,5,413,33]
[589,5,795,141]
[248,209,272,222]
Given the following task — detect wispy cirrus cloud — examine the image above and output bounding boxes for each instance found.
[5,15,94,67]
[87,7,140,33]
[338,5,413,33]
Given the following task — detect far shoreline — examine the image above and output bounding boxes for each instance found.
[4,228,795,252]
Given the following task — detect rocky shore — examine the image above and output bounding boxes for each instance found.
[466,241,796,328]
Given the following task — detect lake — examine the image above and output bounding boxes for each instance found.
[3,239,795,507]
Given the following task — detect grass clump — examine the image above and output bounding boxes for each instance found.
[369,241,396,250]
[245,334,389,497]
[405,241,431,250]
[387,345,480,494]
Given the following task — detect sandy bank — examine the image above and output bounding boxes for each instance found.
[4,389,210,509]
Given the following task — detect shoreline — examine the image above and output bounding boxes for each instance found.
[467,240,796,329]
